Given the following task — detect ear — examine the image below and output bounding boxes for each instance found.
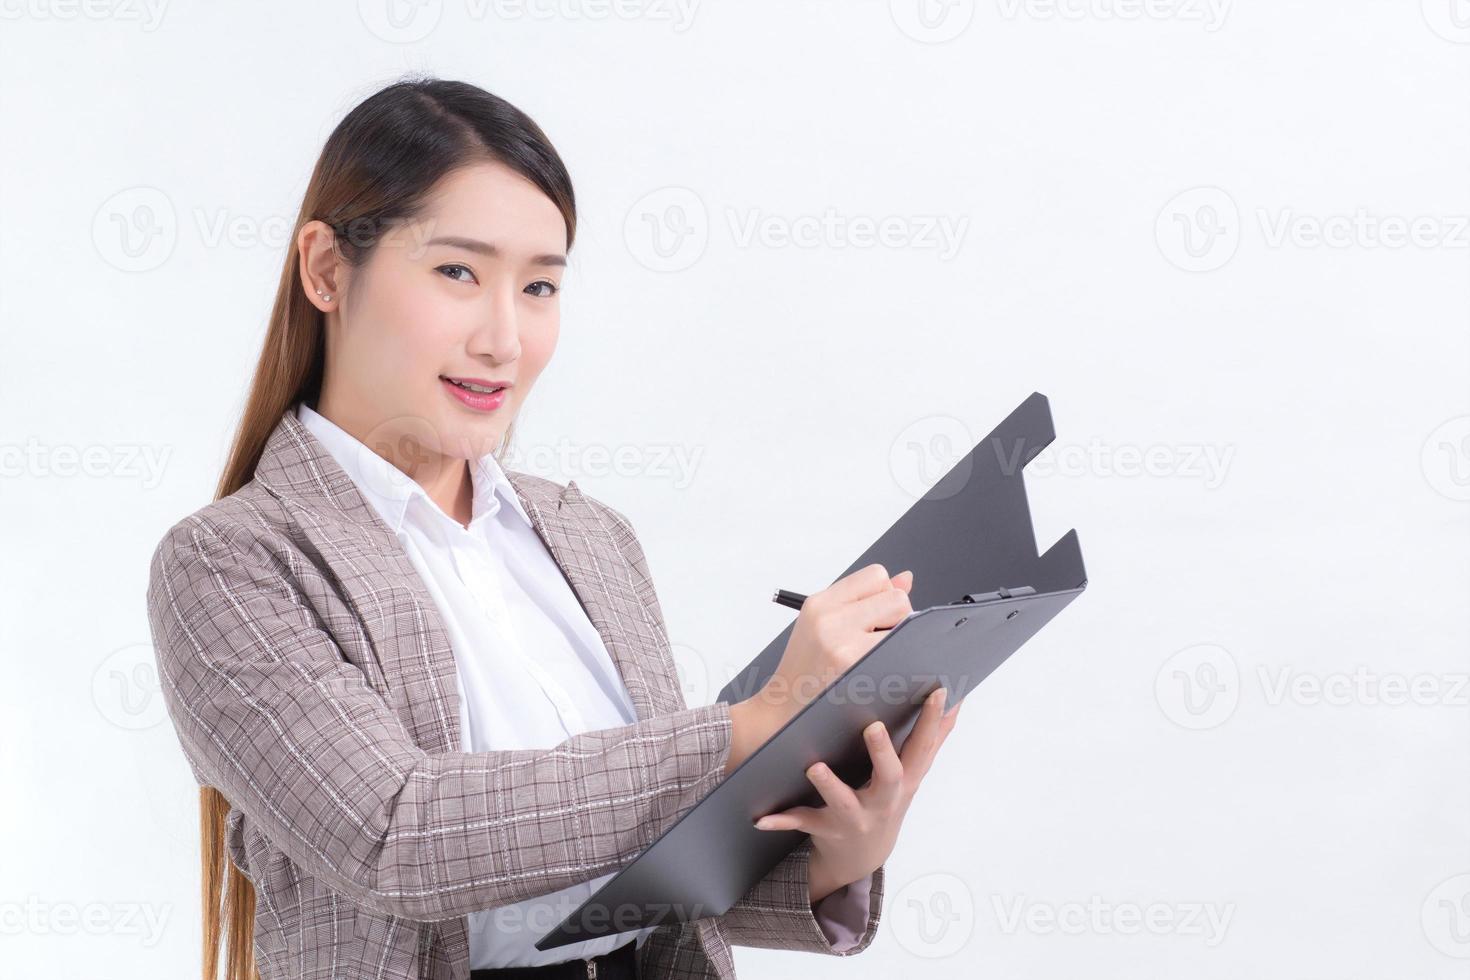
[298,219,344,311]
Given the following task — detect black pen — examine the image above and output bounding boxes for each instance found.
[772,589,807,611]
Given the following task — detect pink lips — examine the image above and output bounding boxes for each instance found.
[440,376,509,411]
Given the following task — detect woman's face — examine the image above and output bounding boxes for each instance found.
[303,159,566,478]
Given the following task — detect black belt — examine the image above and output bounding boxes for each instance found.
[469,939,637,980]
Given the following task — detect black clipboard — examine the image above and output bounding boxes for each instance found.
[535,392,1089,951]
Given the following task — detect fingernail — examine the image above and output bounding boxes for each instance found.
[754,817,775,830]
[865,721,883,740]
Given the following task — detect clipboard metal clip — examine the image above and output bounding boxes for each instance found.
[960,585,1037,604]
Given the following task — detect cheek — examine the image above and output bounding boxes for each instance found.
[519,316,559,381]
[358,266,457,370]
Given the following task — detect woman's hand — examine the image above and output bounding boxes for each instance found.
[752,683,964,904]
[726,564,914,776]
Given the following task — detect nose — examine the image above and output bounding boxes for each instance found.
[467,282,521,364]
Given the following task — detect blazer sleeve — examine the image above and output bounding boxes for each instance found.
[595,503,885,956]
[715,840,884,955]
[145,514,734,924]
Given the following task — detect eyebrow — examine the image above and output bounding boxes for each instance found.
[425,235,566,267]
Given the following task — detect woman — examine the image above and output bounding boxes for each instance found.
[145,76,962,980]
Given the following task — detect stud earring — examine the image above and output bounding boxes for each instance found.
[316,288,333,302]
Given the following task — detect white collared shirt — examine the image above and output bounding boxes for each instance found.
[295,401,660,967]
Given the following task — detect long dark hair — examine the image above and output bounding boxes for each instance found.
[201,75,576,980]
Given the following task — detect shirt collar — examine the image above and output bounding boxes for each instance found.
[294,401,532,535]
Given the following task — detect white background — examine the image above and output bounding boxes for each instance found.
[2,2,1468,977]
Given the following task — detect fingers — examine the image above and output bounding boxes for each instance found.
[822,563,903,605]
[845,585,914,634]
[753,806,822,833]
[862,718,905,805]
[752,760,859,834]
[804,760,860,815]
[898,686,950,781]
[943,693,965,722]
[891,569,914,593]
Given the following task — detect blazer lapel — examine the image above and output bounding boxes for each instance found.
[508,474,680,723]
[253,408,466,755]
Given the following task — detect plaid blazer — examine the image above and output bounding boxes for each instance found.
[145,406,885,979]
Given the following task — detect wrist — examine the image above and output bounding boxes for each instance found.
[726,697,779,775]
[807,852,842,905]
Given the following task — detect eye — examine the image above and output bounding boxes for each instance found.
[526,280,560,298]
[437,263,478,284]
